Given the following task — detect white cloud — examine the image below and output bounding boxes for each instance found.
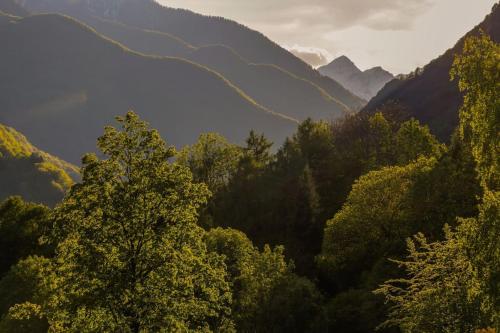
[285,45,333,67]
[162,0,436,32]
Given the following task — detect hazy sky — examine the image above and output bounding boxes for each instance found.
[159,0,496,74]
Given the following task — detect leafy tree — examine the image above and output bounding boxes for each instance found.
[317,158,437,290]
[451,32,499,190]
[204,227,288,328]
[177,133,242,194]
[205,228,322,332]
[0,256,49,333]
[9,112,233,332]
[0,197,52,277]
[395,119,443,165]
[377,34,499,332]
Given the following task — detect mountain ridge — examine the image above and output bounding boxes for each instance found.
[0,12,297,163]
[14,0,365,111]
[318,55,394,101]
[361,3,500,141]
[6,0,354,120]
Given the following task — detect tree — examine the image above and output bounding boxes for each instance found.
[0,197,52,277]
[204,228,322,332]
[395,119,443,165]
[451,32,499,190]
[377,34,499,332]
[375,229,486,332]
[317,158,437,290]
[9,112,233,332]
[0,256,50,333]
[176,133,242,194]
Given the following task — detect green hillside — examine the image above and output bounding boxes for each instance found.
[0,13,297,163]
[0,123,77,206]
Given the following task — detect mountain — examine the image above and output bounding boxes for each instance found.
[51,13,354,121]
[14,0,365,113]
[0,0,28,16]
[362,3,500,141]
[0,123,78,206]
[0,13,297,163]
[318,56,394,101]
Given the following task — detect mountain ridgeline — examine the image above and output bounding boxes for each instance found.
[11,0,365,120]
[362,3,500,141]
[318,56,394,101]
[0,12,299,163]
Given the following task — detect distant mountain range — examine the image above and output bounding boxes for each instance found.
[11,0,365,117]
[0,123,77,206]
[318,56,394,101]
[0,13,298,163]
[362,3,500,141]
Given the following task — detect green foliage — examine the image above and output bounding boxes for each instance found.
[177,133,242,194]
[0,123,77,206]
[0,256,49,333]
[0,124,33,158]
[205,227,289,328]
[205,228,322,332]
[311,289,386,333]
[9,112,233,332]
[317,158,436,289]
[377,34,500,332]
[451,32,500,190]
[376,192,499,331]
[395,119,444,165]
[375,228,487,332]
[0,197,52,277]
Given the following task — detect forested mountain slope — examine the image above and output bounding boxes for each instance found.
[0,0,27,16]
[14,0,365,113]
[64,13,353,121]
[0,13,297,163]
[362,3,500,141]
[0,123,77,206]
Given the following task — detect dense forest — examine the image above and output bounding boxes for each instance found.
[0,32,498,332]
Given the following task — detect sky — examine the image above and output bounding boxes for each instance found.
[159,0,497,74]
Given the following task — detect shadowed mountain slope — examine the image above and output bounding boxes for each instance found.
[0,0,28,16]
[15,0,365,113]
[64,14,353,121]
[0,13,297,163]
[362,3,500,141]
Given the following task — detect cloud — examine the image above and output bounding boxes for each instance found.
[285,45,332,67]
[163,0,436,33]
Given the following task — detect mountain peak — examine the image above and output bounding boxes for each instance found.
[325,55,361,73]
[318,57,393,101]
